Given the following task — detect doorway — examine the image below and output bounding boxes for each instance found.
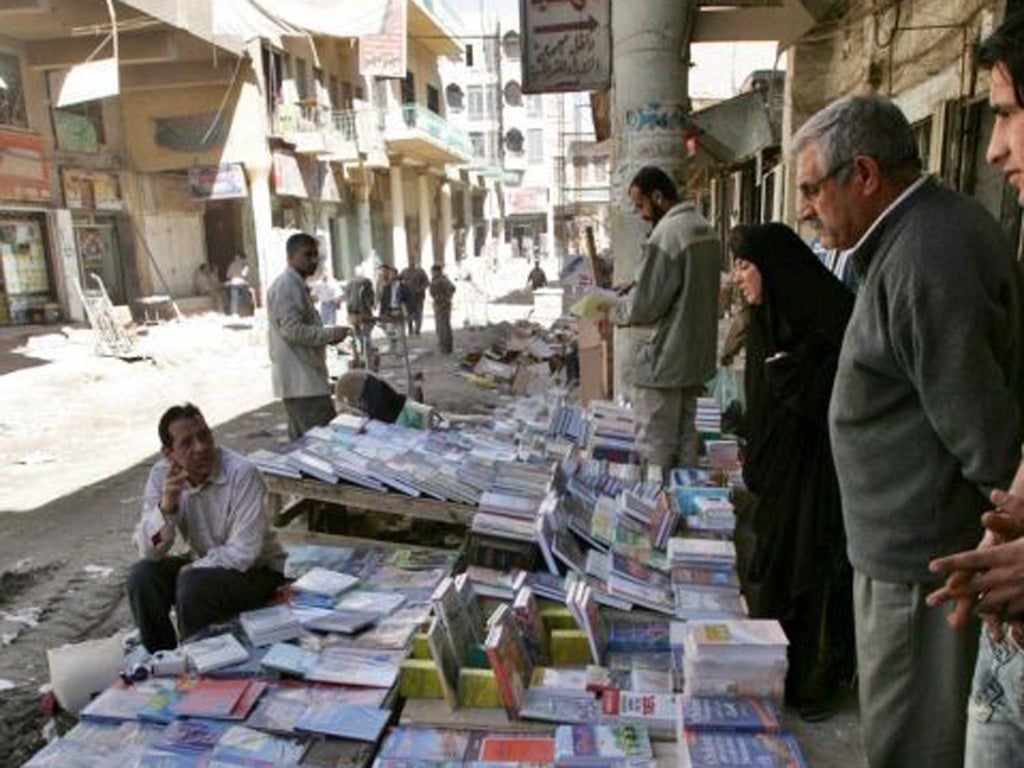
[203,200,245,282]
[74,220,124,304]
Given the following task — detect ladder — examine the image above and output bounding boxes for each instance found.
[73,273,140,359]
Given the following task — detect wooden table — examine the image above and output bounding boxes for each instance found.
[263,475,477,529]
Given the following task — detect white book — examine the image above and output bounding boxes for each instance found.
[292,567,359,596]
[182,633,250,674]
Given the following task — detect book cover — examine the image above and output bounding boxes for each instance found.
[519,688,602,724]
[181,633,250,674]
[292,567,360,596]
[304,608,380,635]
[377,727,472,761]
[477,736,555,763]
[260,642,318,677]
[295,701,391,742]
[211,724,307,765]
[79,682,157,723]
[512,586,550,665]
[307,648,402,688]
[337,589,407,616]
[553,723,653,763]
[153,719,231,754]
[425,615,460,710]
[680,696,782,733]
[171,679,266,720]
[600,690,677,729]
[678,730,808,768]
[453,573,487,645]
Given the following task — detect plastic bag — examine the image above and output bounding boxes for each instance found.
[710,365,743,411]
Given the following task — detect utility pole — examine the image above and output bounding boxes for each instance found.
[609,1,697,397]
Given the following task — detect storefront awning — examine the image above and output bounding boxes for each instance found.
[120,0,389,55]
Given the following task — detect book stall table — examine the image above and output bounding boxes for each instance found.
[265,475,478,530]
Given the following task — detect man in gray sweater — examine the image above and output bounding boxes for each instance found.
[604,166,720,470]
[795,95,1023,768]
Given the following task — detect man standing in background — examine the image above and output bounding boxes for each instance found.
[429,263,456,355]
[602,165,721,471]
[267,233,348,440]
[400,259,430,337]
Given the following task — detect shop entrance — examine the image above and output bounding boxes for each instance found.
[0,212,54,325]
[74,219,124,305]
[203,200,245,282]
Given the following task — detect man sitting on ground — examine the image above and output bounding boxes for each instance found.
[127,404,286,652]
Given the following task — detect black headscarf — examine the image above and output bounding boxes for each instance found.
[736,223,854,432]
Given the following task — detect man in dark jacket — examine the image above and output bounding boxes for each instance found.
[796,94,1023,768]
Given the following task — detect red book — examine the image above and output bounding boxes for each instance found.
[479,736,555,763]
[171,678,267,719]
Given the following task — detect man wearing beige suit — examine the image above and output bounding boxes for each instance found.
[267,233,349,440]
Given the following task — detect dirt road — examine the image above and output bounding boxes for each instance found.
[0,314,504,765]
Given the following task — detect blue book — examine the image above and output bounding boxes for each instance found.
[294,702,391,742]
[680,731,808,768]
[153,719,231,755]
[260,643,318,677]
[681,696,782,733]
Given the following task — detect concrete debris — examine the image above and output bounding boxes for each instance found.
[83,565,114,579]
[1,607,43,628]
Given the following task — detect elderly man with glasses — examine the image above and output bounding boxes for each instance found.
[794,94,1024,768]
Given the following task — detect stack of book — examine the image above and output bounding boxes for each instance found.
[695,397,722,437]
[687,495,737,538]
[606,550,674,616]
[587,401,640,464]
[682,620,790,701]
[239,605,302,646]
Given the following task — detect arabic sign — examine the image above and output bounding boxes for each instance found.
[0,131,50,203]
[359,0,407,79]
[521,0,611,94]
[62,169,123,210]
[506,186,549,214]
[189,164,248,200]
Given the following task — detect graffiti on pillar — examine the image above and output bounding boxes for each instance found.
[613,102,694,211]
[521,0,611,94]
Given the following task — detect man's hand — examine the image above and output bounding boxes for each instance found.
[160,462,187,516]
[329,326,350,345]
[928,488,1024,627]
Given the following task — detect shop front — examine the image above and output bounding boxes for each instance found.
[0,130,57,325]
[63,168,132,305]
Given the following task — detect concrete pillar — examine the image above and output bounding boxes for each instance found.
[417,171,435,267]
[439,179,454,269]
[462,179,474,259]
[390,162,408,269]
[609,0,696,396]
[494,181,507,263]
[356,181,373,274]
[546,204,556,263]
[246,163,276,307]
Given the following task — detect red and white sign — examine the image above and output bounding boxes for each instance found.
[506,186,549,215]
[0,131,50,203]
[359,0,407,79]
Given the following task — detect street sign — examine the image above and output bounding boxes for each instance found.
[521,0,611,94]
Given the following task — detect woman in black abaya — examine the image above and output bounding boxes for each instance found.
[732,222,855,720]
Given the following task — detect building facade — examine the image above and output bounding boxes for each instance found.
[0,0,477,326]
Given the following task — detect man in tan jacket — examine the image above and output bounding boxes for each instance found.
[267,233,348,439]
[604,166,721,470]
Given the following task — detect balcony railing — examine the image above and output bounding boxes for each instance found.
[394,104,473,158]
[415,0,462,36]
[273,103,471,162]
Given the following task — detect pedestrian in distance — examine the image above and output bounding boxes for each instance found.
[429,263,456,355]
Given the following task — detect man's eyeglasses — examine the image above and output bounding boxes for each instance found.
[798,159,853,200]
